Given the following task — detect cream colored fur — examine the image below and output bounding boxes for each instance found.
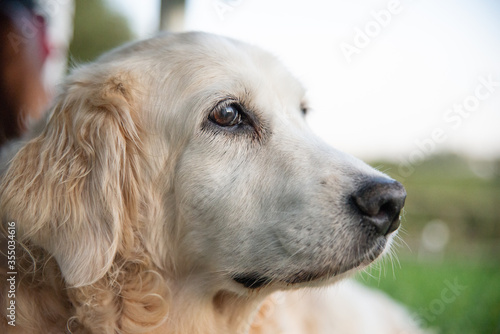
[0,32,422,333]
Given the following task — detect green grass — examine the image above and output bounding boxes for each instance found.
[357,257,500,334]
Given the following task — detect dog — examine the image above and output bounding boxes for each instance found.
[0,32,422,333]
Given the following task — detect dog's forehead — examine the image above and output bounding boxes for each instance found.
[152,32,305,104]
[179,33,306,116]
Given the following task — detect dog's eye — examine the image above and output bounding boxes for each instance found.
[209,103,242,127]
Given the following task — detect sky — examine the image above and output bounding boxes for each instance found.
[106,0,500,162]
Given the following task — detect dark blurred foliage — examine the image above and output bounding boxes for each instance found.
[68,0,134,64]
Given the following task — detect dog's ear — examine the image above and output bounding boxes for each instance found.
[0,70,143,287]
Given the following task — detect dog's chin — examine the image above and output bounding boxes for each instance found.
[232,235,390,290]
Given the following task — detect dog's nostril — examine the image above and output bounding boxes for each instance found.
[352,178,406,236]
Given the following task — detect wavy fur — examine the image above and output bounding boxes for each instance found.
[1,65,169,333]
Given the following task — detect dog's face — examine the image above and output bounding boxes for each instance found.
[120,33,406,293]
[1,33,405,296]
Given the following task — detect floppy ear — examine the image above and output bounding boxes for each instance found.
[0,72,143,287]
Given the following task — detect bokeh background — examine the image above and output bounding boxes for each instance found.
[36,0,500,333]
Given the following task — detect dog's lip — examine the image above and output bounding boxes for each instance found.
[232,270,329,289]
[232,237,387,289]
[232,274,273,289]
[232,261,364,289]
[232,267,347,289]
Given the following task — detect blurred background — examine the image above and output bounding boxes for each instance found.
[2,0,499,333]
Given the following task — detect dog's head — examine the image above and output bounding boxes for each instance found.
[139,33,406,293]
[1,32,405,298]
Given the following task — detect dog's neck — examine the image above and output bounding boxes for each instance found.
[155,279,267,334]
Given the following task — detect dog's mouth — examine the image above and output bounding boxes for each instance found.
[232,238,386,289]
[232,270,336,289]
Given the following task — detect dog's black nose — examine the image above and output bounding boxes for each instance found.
[352,178,406,236]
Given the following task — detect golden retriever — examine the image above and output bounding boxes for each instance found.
[0,32,422,334]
